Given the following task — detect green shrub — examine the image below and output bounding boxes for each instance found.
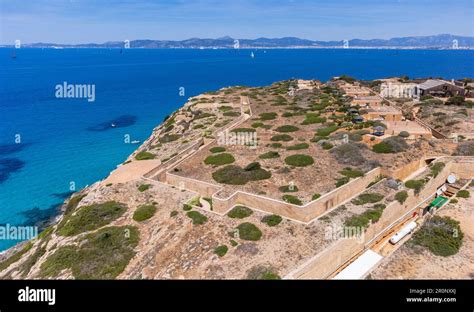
[457,190,470,198]
[429,162,445,178]
[64,194,86,215]
[41,226,139,279]
[259,112,277,120]
[212,164,271,185]
[275,125,299,133]
[210,146,226,153]
[279,185,299,192]
[133,204,157,222]
[19,245,47,277]
[271,134,293,142]
[251,122,264,128]
[269,143,282,148]
[311,136,327,143]
[135,151,155,160]
[186,211,208,225]
[259,151,280,159]
[321,141,334,150]
[286,143,309,151]
[0,242,33,272]
[236,223,262,241]
[316,125,339,137]
[58,201,127,236]
[335,176,350,187]
[247,266,280,280]
[405,180,426,194]
[344,204,386,228]
[170,210,179,217]
[302,113,326,125]
[352,193,384,205]
[373,136,409,154]
[230,240,238,247]
[411,216,463,257]
[450,198,458,204]
[282,195,303,205]
[330,143,367,167]
[312,193,321,200]
[204,153,235,166]
[214,245,228,257]
[340,167,364,178]
[395,191,408,204]
[137,184,151,192]
[183,204,193,211]
[227,206,253,219]
[159,134,181,143]
[261,215,283,226]
[284,154,314,167]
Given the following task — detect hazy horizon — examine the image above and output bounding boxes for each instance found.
[1,0,473,45]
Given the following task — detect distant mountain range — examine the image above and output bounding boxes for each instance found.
[5,34,474,49]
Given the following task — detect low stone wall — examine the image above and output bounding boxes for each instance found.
[165,167,382,223]
[292,238,364,279]
[290,158,474,279]
[384,158,427,181]
[166,173,221,198]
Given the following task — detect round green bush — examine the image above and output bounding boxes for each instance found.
[321,142,334,150]
[236,223,262,241]
[395,191,408,204]
[261,215,283,226]
[135,151,155,160]
[286,143,309,151]
[457,190,470,198]
[259,112,277,120]
[214,245,228,257]
[212,164,271,185]
[275,125,299,133]
[133,204,157,222]
[259,151,280,159]
[284,154,314,167]
[411,216,463,257]
[186,211,208,225]
[138,184,151,192]
[227,206,253,219]
[204,153,235,166]
[271,134,293,142]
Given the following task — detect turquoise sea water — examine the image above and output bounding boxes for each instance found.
[0,48,473,251]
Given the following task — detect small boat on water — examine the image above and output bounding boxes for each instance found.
[111,123,116,128]
[131,140,140,144]
[250,52,255,58]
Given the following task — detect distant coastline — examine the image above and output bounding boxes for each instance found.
[2,34,474,50]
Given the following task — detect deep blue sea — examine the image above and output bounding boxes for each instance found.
[0,48,473,251]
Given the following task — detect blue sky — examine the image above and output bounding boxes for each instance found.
[1,0,473,44]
